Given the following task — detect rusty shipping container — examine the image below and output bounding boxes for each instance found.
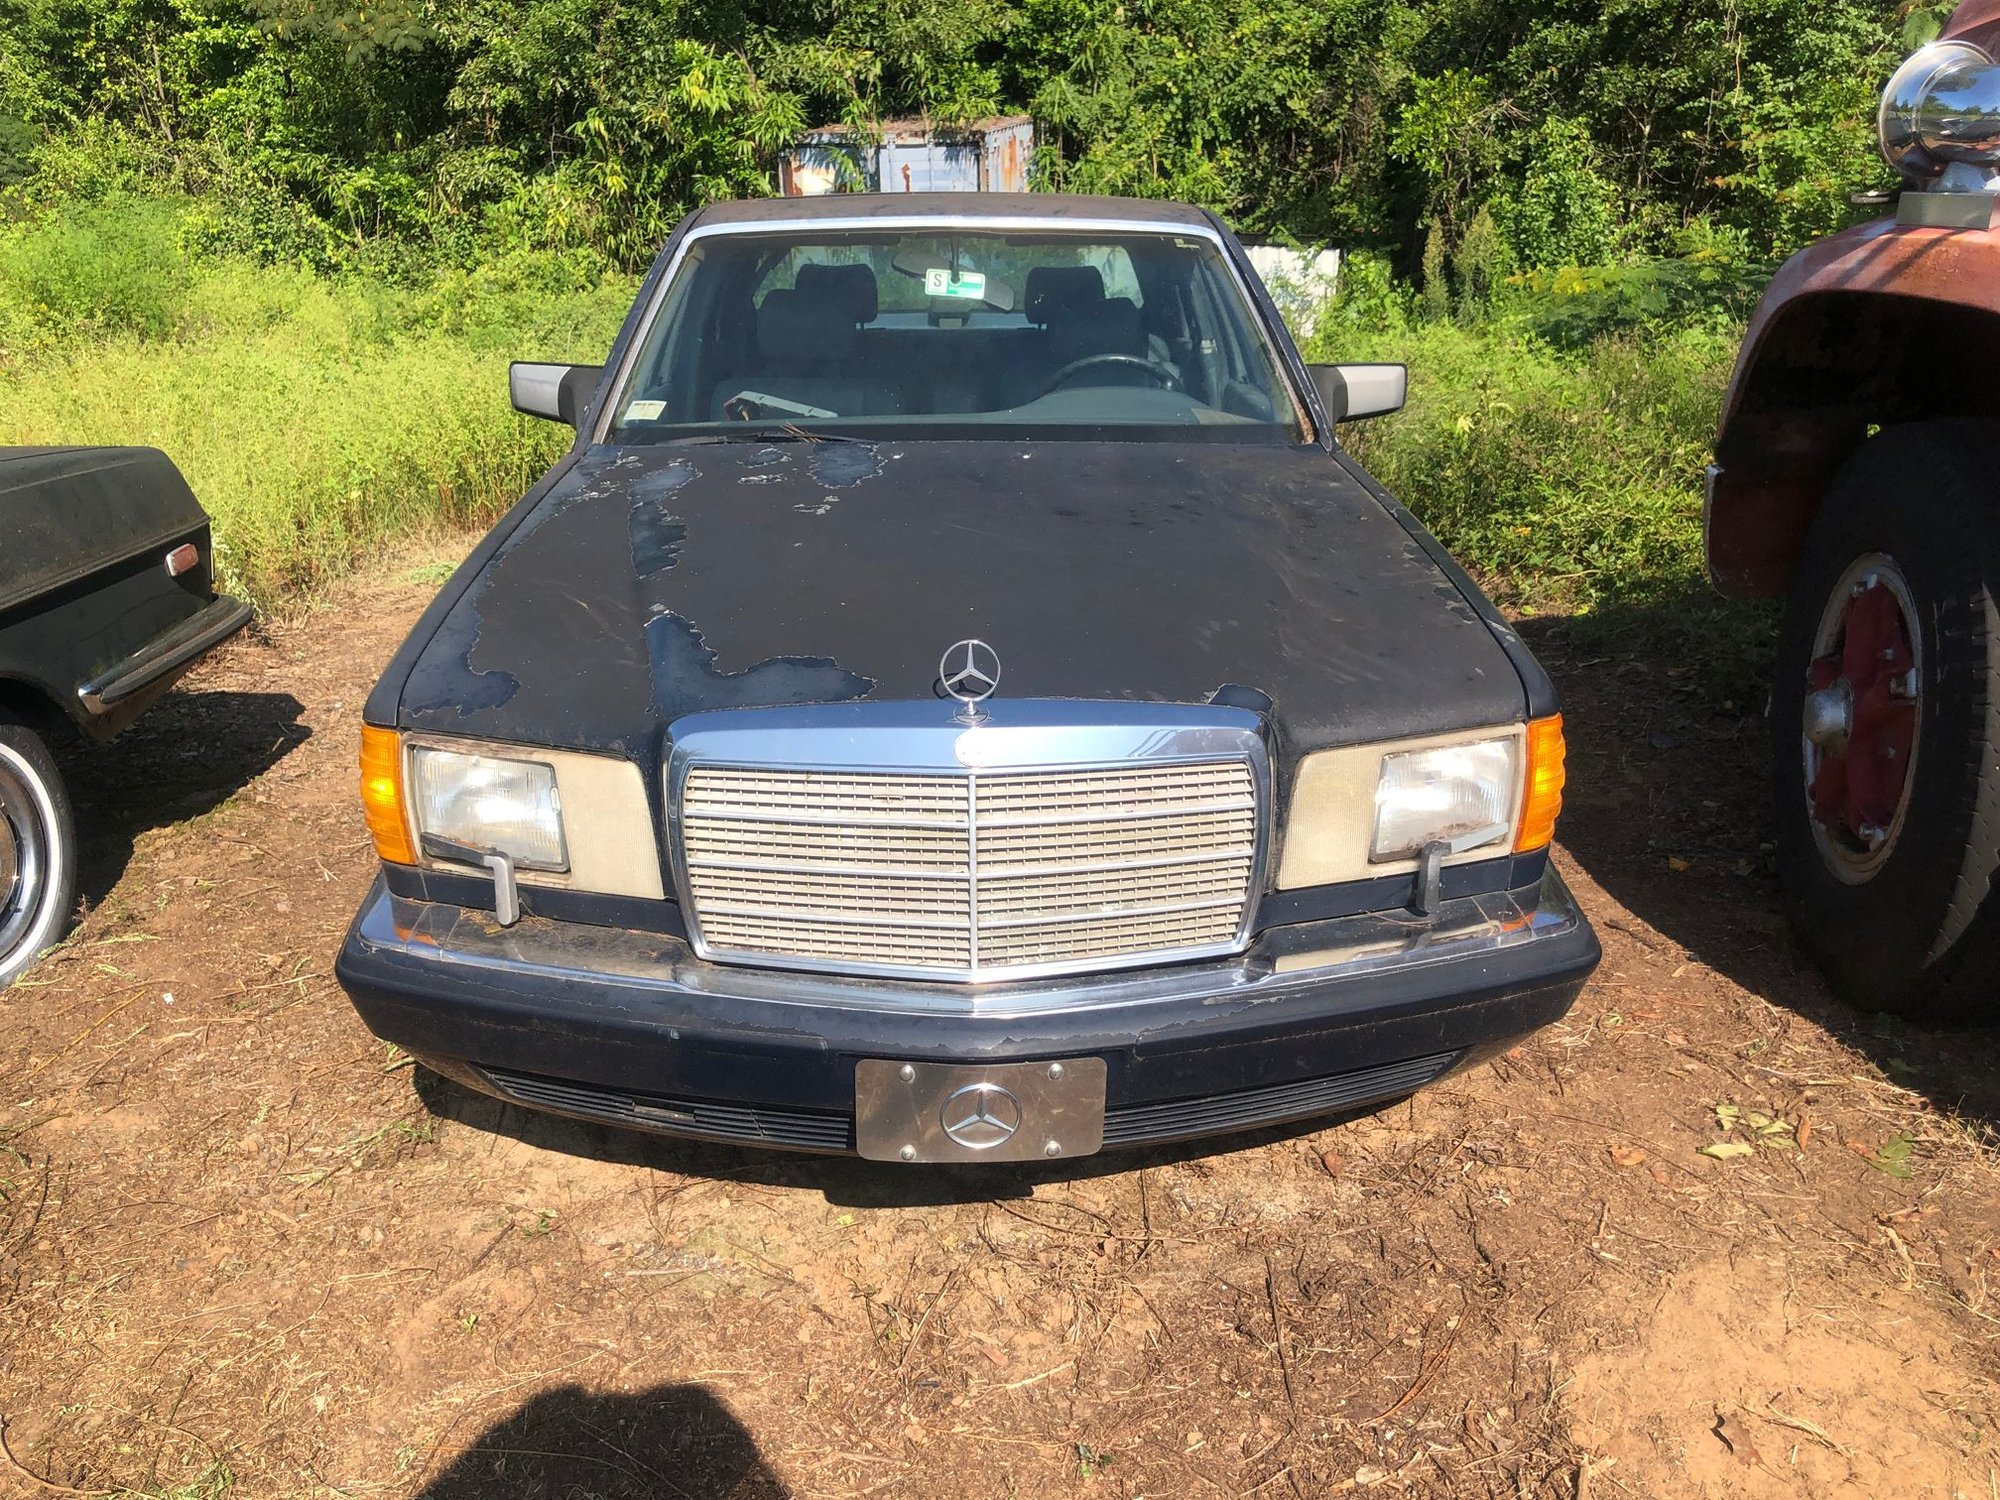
[779,116,1034,195]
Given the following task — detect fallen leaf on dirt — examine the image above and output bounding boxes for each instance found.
[1849,1134,1916,1178]
[1712,1103,1794,1150]
[1714,1411,1763,1468]
[1746,1111,1795,1146]
[1352,1465,1389,1487]
[1699,1142,1755,1160]
[1872,1133,1917,1179]
[1796,1114,1813,1149]
[1608,1145,1648,1168]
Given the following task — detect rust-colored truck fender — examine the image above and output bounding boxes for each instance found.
[1708,1,2000,598]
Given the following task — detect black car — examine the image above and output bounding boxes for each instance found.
[1,446,252,985]
[335,194,1598,1163]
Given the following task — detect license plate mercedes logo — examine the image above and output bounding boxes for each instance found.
[938,1081,1022,1149]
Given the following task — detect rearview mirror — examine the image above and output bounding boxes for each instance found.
[1307,363,1407,423]
[890,250,1015,312]
[510,362,603,428]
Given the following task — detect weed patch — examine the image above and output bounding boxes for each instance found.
[0,226,632,612]
[1308,319,1773,692]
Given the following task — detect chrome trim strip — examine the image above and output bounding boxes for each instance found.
[685,846,1256,880]
[694,903,967,930]
[591,213,1311,444]
[681,794,1251,827]
[977,896,1244,931]
[664,699,1272,984]
[974,799,1255,828]
[356,865,1585,1022]
[686,808,968,829]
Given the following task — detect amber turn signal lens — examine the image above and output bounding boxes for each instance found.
[360,724,417,865]
[1514,714,1566,853]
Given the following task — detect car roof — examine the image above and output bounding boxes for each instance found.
[686,193,1220,232]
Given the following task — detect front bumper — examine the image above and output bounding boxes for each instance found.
[336,863,1599,1158]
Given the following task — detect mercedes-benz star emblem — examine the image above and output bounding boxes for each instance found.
[939,639,1001,717]
[939,1082,1022,1150]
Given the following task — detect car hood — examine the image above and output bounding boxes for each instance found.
[395,438,1526,761]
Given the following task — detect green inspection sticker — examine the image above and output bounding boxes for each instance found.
[924,268,987,300]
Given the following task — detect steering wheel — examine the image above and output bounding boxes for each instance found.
[1037,353,1184,398]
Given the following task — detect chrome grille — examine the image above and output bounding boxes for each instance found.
[678,758,1260,980]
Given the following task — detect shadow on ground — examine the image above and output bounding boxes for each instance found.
[1519,584,2000,1131]
[416,1381,788,1498]
[56,686,309,908]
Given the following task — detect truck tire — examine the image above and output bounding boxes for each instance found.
[0,710,77,990]
[1771,420,2000,1021]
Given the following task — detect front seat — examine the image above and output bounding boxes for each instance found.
[1007,266,1151,403]
[710,271,904,421]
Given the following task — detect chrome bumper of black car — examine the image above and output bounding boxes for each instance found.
[336,865,1598,1158]
[76,594,253,716]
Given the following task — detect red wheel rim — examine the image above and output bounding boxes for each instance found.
[1803,554,1920,881]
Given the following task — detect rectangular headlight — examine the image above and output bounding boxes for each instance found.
[410,746,568,871]
[1370,737,1518,861]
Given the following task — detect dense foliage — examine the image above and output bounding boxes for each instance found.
[0,0,1921,272]
[0,0,1929,685]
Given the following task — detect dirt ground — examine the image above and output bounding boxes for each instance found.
[3,549,1998,1500]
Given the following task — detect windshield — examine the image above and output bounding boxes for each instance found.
[607,227,1303,442]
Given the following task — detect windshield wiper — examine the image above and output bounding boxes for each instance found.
[669,424,873,446]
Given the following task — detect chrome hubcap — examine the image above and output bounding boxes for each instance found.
[0,749,50,960]
[1803,554,1921,882]
[1802,681,1854,752]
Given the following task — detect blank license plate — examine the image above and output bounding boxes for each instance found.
[855,1057,1107,1163]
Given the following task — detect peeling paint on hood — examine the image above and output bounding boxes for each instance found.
[394,438,1527,760]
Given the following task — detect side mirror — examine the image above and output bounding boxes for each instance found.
[510,362,603,428]
[1307,363,1407,423]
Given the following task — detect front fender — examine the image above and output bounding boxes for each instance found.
[1709,217,2000,597]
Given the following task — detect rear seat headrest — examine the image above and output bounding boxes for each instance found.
[795,263,879,325]
[1025,266,1107,325]
[756,289,860,363]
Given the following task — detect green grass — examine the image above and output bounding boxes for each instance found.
[1306,316,1773,691]
[0,199,633,613]
[1305,319,1734,617]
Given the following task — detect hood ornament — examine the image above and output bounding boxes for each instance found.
[939,639,1001,722]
